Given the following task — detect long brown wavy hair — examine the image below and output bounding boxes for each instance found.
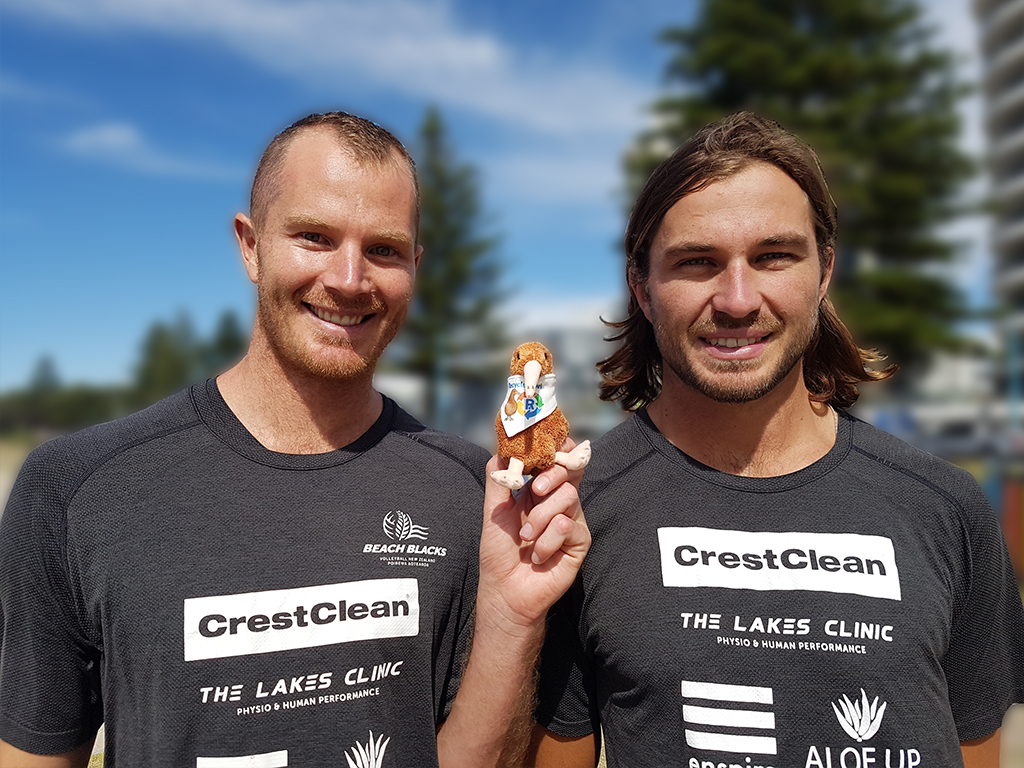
[599,112,894,411]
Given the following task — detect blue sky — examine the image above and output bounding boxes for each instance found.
[0,0,985,391]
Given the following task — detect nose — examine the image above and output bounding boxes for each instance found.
[321,243,372,296]
[711,260,762,319]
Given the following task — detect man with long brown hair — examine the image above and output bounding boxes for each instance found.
[528,112,1023,768]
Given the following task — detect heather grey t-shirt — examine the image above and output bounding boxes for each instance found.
[538,410,1024,768]
[0,380,488,767]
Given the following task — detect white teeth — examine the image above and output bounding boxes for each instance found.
[313,306,366,327]
[708,337,760,348]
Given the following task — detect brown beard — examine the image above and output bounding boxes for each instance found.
[256,287,404,382]
[657,309,816,404]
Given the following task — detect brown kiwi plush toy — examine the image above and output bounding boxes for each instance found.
[490,341,591,490]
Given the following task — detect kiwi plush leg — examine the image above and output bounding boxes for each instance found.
[555,440,591,471]
[490,457,526,490]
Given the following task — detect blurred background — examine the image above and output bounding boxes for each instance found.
[1,0,1023,762]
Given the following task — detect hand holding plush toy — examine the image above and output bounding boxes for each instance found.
[490,342,592,490]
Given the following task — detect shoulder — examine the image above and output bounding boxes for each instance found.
[380,401,491,490]
[13,387,202,504]
[843,412,988,512]
[579,414,659,496]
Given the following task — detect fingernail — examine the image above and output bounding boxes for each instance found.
[532,551,542,564]
[520,523,534,541]
[533,477,549,494]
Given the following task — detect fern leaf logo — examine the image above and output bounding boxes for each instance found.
[382,511,429,540]
[344,730,390,768]
[832,689,886,742]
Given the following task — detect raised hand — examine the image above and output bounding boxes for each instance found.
[477,439,591,628]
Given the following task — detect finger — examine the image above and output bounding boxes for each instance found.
[519,481,580,543]
[529,508,591,565]
[532,437,587,496]
[531,463,570,496]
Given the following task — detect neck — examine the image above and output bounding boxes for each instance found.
[646,366,836,477]
[216,336,383,454]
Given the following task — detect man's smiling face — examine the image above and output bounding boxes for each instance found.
[238,128,420,383]
[634,161,832,404]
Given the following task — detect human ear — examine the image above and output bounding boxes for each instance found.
[234,213,259,284]
[630,275,654,323]
[819,246,835,301]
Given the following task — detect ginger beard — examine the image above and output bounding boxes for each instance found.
[254,282,408,382]
[652,302,820,404]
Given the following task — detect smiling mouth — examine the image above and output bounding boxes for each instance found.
[704,334,770,348]
[307,304,372,327]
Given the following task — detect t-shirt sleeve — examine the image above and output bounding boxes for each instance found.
[942,482,1024,741]
[0,444,103,754]
[535,580,599,738]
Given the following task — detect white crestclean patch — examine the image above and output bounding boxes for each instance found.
[658,527,901,601]
[832,689,887,743]
[345,731,390,768]
[498,373,558,438]
[681,680,777,756]
[183,579,419,661]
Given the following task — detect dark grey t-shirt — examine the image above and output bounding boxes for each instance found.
[0,380,488,767]
[538,410,1024,768]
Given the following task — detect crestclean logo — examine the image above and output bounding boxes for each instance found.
[345,731,390,768]
[383,511,429,541]
[183,579,419,661]
[833,689,886,743]
[658,527,901,601]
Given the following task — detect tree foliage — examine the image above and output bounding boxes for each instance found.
[629,0,976,369]
[396,106,504,425]
[0,309,249,435]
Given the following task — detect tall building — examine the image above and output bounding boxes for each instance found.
[975,0,1024,401]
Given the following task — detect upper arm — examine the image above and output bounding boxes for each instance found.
[526,725,598,768]
[0,737,95,768]
[0,449,102,755]
[960,728,1000,768]
[942,485,1024,740]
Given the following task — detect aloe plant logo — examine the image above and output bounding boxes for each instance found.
[383,511,429,541]
[832,689,887,742]
[344,731,390,768]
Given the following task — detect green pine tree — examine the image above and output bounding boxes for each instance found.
[200,309,249,377]
[629,0,976,370]
[132,312,200,407]
[397,106,504,426]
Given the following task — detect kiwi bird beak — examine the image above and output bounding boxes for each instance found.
[523,359,542,397]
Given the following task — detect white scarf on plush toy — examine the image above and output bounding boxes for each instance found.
[498,373,558,438]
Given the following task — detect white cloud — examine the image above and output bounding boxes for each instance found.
[4,0,652,141]
[59,122,243,180]
[487,150,623,207]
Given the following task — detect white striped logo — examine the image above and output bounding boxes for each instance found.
[681,680,777,756]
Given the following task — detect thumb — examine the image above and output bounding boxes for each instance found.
[483,454,514,525]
